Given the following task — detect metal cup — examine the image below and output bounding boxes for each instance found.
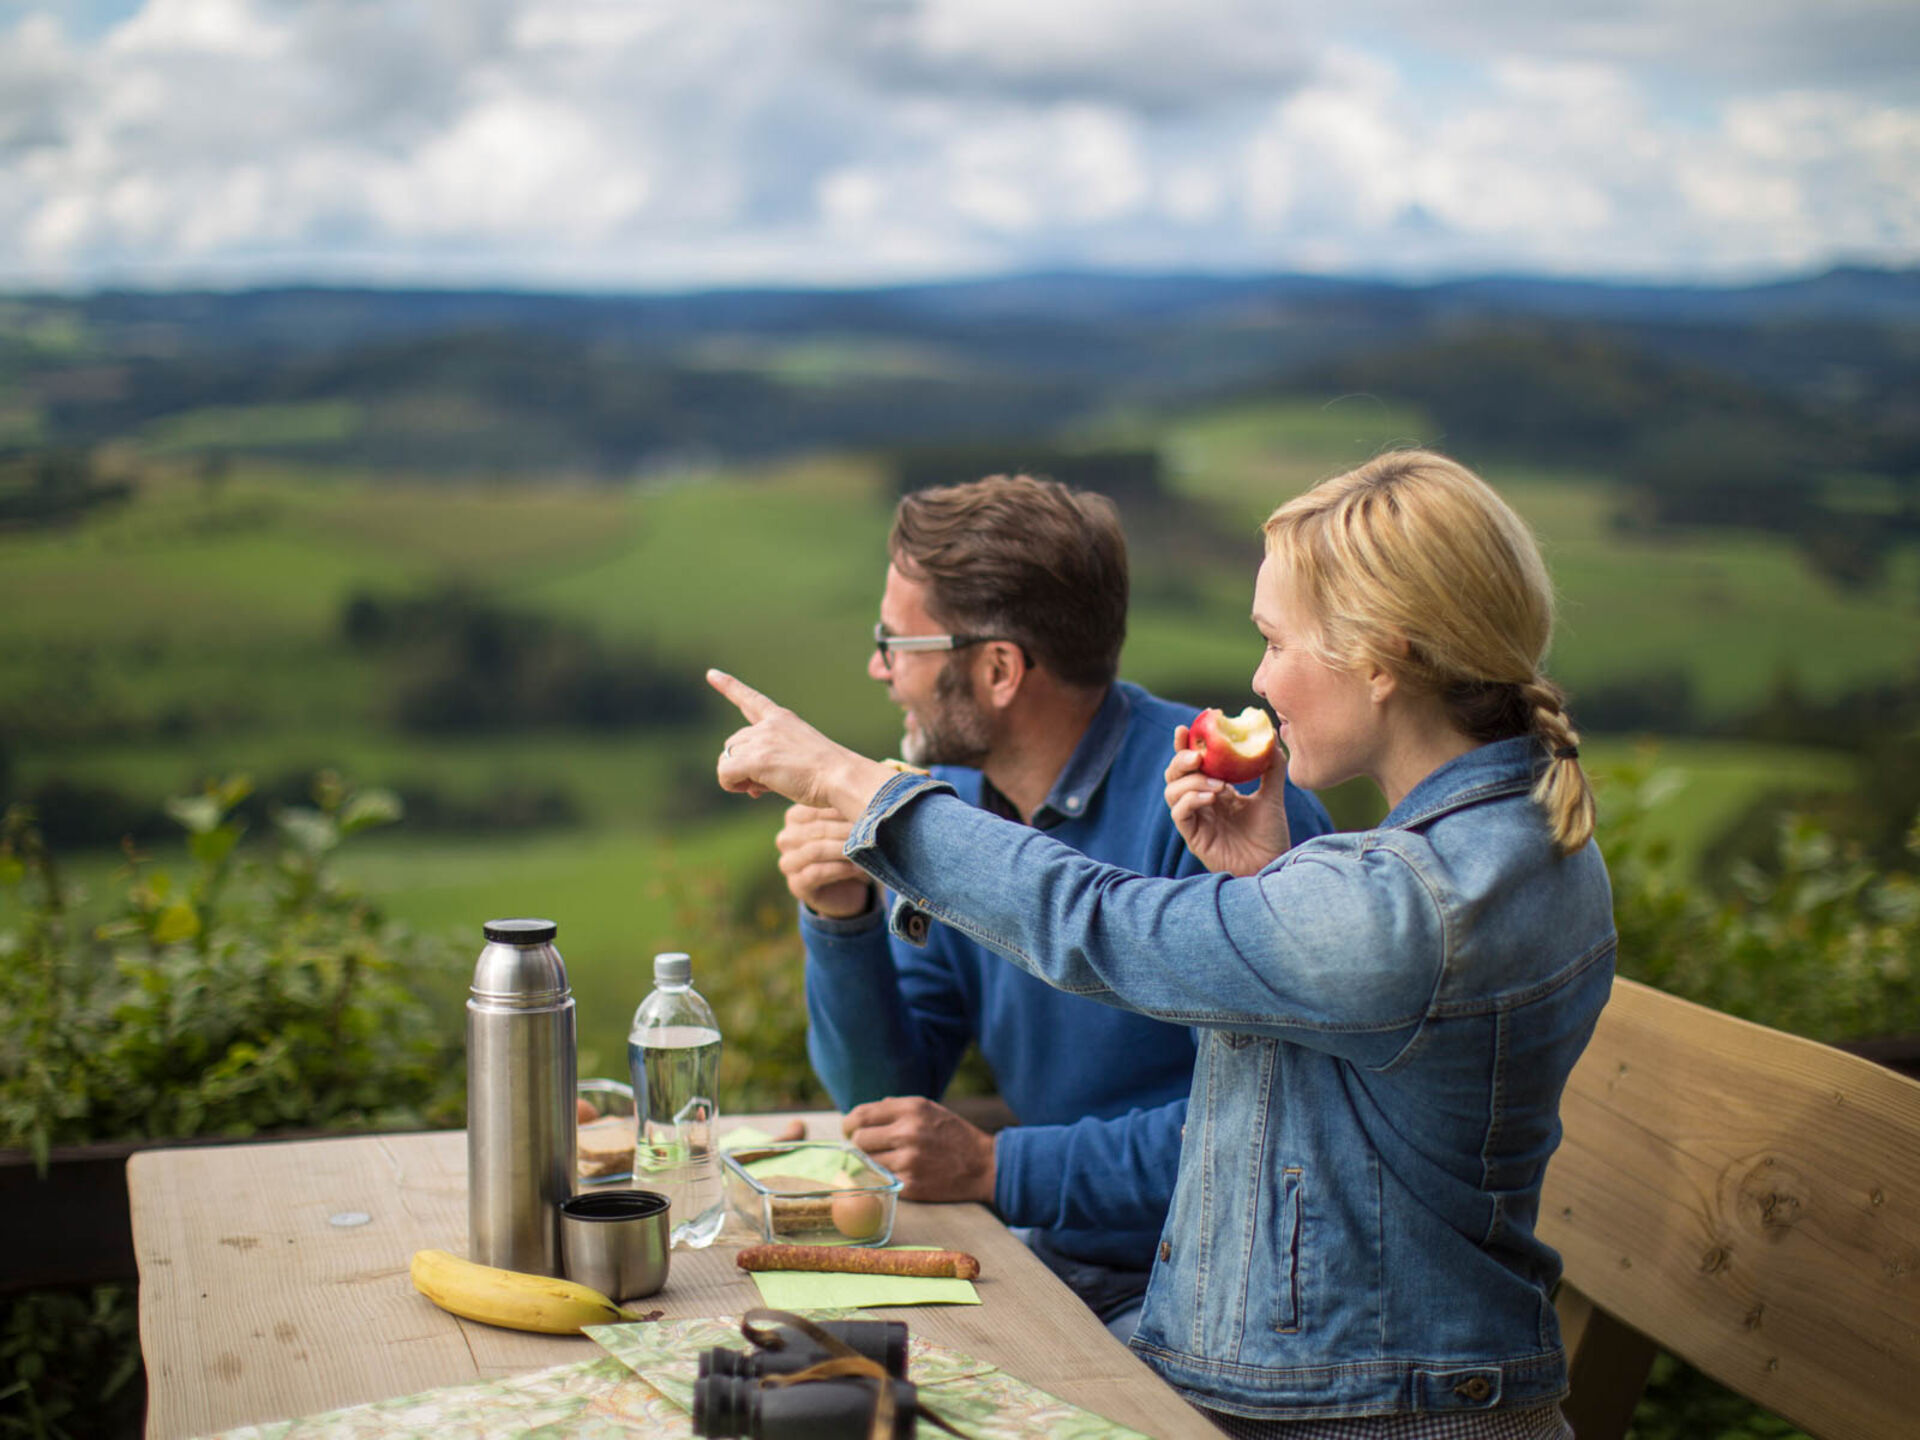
[559,1189,671,1301]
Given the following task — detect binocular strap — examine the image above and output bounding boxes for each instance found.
[740,1307,972,1440]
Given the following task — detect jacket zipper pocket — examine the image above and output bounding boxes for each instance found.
[1274,1166,1303,1333]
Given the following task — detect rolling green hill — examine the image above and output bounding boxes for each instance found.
[7,398,1914,814]
[4,390,1906,1087]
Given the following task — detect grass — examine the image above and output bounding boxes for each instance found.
[1124,401,1920,717]
[1583,737,1858,860]
[528,454,904,746]
[3,393,1912,917]
[139,402,364,455]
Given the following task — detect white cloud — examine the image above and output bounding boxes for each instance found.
[0,0,1913,288]
[106,0,287,59]
[366,92,650,239]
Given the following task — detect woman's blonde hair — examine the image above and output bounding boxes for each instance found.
[1262,449,1595,855]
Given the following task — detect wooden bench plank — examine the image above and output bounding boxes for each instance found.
[1539,977,1920,1440]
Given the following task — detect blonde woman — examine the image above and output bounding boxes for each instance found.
[712,451,1613,1437]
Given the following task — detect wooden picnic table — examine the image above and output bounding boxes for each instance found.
[129,1113,1220,1439]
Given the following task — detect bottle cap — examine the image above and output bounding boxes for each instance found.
[653,951,692,985]
[483,918,558,945]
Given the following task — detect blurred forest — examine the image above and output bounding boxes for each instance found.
[4,267,1920,1437]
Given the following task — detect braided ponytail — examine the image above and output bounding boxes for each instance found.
[1522,677,1594,855]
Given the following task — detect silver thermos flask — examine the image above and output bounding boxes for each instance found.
[467,917,577,1275]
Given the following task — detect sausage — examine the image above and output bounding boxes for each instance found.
[736,1244,981,1280]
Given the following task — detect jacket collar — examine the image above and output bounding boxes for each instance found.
[977,681,1134,829]
[1380,735,1544,832]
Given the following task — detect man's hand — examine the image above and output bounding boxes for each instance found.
[842,1096,997,1205]
[777,803,875,919]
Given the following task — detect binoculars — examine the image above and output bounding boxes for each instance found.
[693,1318,915,1439]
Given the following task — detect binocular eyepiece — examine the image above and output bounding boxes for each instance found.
[693,1318,915,1439]
[694,1372,919,1439]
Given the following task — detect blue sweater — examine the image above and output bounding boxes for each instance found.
[800,680,1334,1270]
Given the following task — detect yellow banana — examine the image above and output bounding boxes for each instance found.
[409,1248,630,1334]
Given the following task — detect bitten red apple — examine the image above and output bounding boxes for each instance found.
[1187,706,1278,783]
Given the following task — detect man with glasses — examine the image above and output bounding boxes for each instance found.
[774,473,1334,1340]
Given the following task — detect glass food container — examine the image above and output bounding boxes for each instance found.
[721,1140,902,1247]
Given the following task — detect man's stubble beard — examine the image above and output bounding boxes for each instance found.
[899,655,994,770]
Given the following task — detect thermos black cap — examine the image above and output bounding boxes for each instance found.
[483,918,558,945]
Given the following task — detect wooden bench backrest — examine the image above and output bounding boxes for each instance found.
[1539,977,1920,1440]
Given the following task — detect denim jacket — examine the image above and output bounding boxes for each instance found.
[846,737,1615,1421]
[801,681,1334,1271]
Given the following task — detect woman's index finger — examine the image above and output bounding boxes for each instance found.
[706,668,773,721]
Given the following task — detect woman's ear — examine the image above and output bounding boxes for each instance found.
[1367,657,1400,706]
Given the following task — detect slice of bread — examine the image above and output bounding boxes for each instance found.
[577,1117,633,1178]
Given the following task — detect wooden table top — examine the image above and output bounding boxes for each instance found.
[128,1114,1218,1439]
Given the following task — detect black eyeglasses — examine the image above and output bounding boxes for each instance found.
[872,623,1025,671]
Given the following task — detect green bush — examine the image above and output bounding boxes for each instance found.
[0,1288,141,1440]
[0,772,465,1440]
[0,773,465,1162]
[1601,753,1920,1044]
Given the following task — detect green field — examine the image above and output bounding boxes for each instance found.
[4,394,1912,1050]
[337,807,792,1076]
[9,405,1918,786]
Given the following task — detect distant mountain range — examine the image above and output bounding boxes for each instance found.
[28,263,1920,355]
[3,266,1915,485]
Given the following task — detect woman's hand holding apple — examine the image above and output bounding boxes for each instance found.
[1164,722,1293,876]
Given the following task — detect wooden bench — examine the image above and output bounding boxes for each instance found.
[1540,977,1920,1439]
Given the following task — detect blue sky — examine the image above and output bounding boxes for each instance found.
[2,0,1915,291]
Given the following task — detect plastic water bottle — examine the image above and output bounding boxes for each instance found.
[629,951,724,1248]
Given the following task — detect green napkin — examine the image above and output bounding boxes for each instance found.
[717,1124,781,1151]
[741,1145,865,1185]
[744,1246,981,1309]
[718,1127,871,1184]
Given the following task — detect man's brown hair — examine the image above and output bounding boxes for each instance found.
[889,474,1128,689]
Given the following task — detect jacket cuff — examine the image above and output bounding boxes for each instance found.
[848,772,952,948]
[847,770,950,843]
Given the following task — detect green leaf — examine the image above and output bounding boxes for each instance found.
[215,774,255,812]
[150,901,201,946]
[339,788,403,835]
[276,807,338,856]
[189,825,242,870]
[0,854,23,887]
[165,794,224,835]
